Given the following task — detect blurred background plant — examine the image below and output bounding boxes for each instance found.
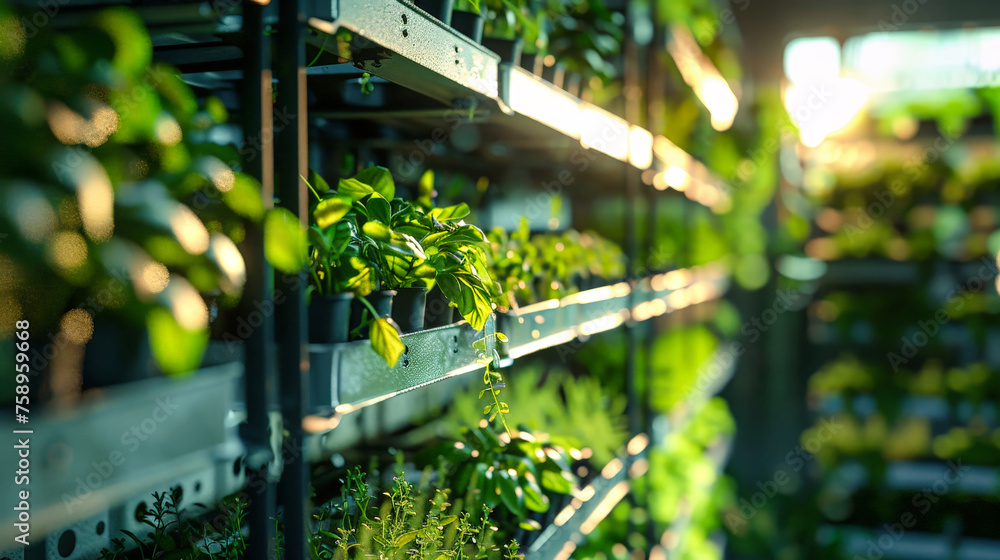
[0,3,302,395]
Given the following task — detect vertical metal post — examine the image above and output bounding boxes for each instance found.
[241,2,277,559]
[275,0,310,556]
[622,0,643,443]
[643,185,659,551]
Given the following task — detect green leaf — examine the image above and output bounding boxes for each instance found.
[394,531,418,547]
[439,515,458,526]
[370,318,404,367]
[343,256,375,296]
[428,203,470,222]
[314,194,353,228]
[308,225,330,256]
[327,221,352,257]
[309,169,332,193]
[362,221,391,242]
[354,165,395,199]
[523,478,549,512]
[417,169,435,208]
[437,271,492,331]
[264,208,308,273]
[519,520,542,531]
[495,332,508,342]
[338,177,375,201]
[222,173,265,221]
[385,232,427,259]
[540,470,574,495]
[365,192,391,224]
[497,470,525,518]
[147,307,208,375]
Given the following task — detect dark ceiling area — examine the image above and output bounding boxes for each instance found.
[733,0,1000,81]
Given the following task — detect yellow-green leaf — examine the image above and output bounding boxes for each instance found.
[338,177,374,201]
[264,208,307,273]
[394,531,418,547]
[223,173,265,221]
[309,169,331,194]
[362,221,392,241]
[354,165,395,199]
[314,194,352,228]
[429,203,470,222]
[370,318,404,367]
[147,307,208,376]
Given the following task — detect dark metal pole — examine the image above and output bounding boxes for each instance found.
[241,2,277,559]
[275,0,310,556]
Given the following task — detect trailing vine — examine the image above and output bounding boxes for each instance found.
[475,331,511,437]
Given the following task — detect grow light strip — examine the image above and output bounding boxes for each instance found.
[507,66,583,139]
[580,104,630,162]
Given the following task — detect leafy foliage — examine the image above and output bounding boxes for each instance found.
[486,219,626,311]
[306,166,498,332]
[420,426,577,527]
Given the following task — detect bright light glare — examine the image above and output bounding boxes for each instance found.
[580,105,629,161]
[664,165,690,189]
[667,25,739,131]
[170,204,210,255]
[209,233,247,294]
[508,67,581,139]
[628,126,654,169]
[703,77,738,130]
[785,78,869,147]
[784,37,840,84]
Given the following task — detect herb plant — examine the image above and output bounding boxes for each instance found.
[420,426,577,529]
[306,166,498,333]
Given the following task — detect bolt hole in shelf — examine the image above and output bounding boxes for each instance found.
[402,29,408,37]
[96,521,105,535]
[233,457,242,476]
[195,481,202,493]
[401,13,407,23]
[58,529,75,557]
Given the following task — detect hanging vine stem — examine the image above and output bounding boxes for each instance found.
[475,330,511,437]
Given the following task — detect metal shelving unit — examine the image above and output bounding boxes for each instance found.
[5,0,737,557]
[0,364,244,552]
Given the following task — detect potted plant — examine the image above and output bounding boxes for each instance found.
[451,0,486,43]
[385,196,497,333]
[304,166,417,366]
[413,0,455,24]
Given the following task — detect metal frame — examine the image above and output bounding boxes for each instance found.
[6,0,740,557]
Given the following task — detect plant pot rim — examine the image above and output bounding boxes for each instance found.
[314,292,355,300]
[396,285,429,292]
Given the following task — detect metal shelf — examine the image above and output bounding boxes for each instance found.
[0,363,244,549]
[307,0,501,105]
[525,434,651,560]
[504,263,729,359]
[301,264,728,436]
[307,318,502,419]
[304,0,730,208]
